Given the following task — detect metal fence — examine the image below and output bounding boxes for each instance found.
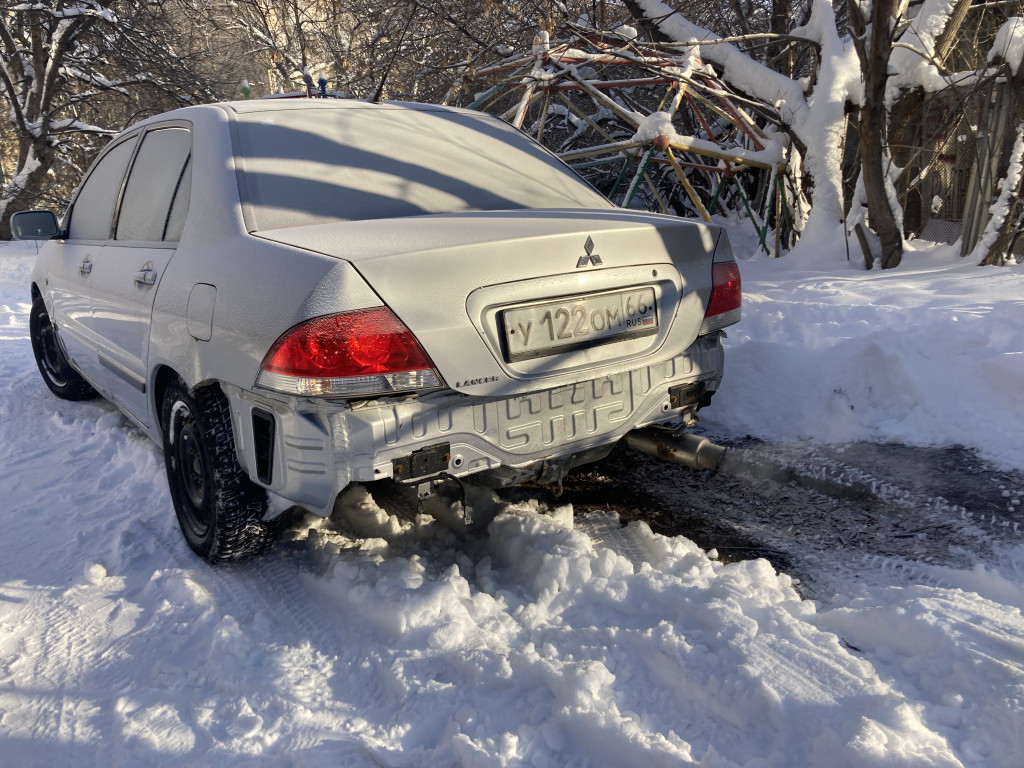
[890,81,1021,257]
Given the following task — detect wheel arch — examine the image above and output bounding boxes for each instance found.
[152,367,249,473]
[152,366,216,441]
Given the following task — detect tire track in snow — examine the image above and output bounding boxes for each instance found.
[132,515,403,759]
[743,443,1024,539]
[24,592,79,748]
[562,439,1021,599]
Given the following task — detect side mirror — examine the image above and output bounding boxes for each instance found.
[11,210,60,240]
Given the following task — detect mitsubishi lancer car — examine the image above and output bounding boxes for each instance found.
[18,99,740,563]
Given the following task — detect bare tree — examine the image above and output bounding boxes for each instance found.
[203,1,632,102]
[0,0,222,236]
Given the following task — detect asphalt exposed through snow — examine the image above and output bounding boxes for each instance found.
[548,439,1024,599]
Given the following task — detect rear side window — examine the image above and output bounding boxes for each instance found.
[116,127,192,242]
[68,138,136,241]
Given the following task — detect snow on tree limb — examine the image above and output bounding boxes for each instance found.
[630,0,810,126]
[989,17,1024,76]
[47,117,114,135]
[628,0,863,244]
[627,0,1022,266]
[9,2,115,21]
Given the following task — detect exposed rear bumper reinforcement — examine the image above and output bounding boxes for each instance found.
[625,427,727,471]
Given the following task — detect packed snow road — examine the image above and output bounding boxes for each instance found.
[3,246,1024,766]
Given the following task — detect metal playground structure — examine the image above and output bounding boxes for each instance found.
[448,24,795,256]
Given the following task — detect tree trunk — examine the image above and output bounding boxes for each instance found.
[0,139,56,239]
[981,68,1024,265]
[770,0,794,77]
[848,0,903,269]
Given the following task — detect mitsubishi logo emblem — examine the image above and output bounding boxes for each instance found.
[577,236,603,268]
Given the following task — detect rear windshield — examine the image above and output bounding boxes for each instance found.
[231,105,611,231]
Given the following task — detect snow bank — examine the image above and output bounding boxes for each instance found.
[814,582,1024,766]
[706,225,1024,471]
[280,495,968,767]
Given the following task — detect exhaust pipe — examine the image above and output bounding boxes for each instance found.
[625,428,727,472]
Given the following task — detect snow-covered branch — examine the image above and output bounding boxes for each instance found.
[629,0,811,126]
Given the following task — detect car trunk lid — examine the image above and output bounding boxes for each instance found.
[255,209,723,397]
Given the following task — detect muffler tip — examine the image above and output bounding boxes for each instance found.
[625,428,727,472]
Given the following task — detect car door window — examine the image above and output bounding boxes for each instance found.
[68,138,137,241]
[115,127,192,242]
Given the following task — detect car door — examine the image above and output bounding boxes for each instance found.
[86,125,192,426]
[51,134,140,389]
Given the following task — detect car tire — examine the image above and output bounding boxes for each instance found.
[162,379,278,564]
[29,296,97,401]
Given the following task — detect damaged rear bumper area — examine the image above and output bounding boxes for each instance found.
[224,333,725,515]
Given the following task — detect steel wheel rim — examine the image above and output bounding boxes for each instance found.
[176,412,210,536]
[38,315,68,387]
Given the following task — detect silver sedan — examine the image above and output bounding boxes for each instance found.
[17,99,740,563]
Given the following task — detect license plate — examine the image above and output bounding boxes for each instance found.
[502,287,658,362]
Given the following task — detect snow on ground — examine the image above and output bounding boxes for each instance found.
[2,233,1024,767]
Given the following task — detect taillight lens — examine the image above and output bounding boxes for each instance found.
[700,261,741,334]
[256,307,441,397]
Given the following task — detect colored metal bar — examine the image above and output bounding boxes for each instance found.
[666,149,711,222]
[624,147,657,208]
[732,177,770,255]
[569,155,630,170]
[559,140,647,161]
[509,78,678,91]
[707,177,726,215]
[607,157,631,200]
[644,172,672,215]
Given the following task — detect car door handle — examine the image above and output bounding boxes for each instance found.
[79,258,92,276]
[134,262,158,286]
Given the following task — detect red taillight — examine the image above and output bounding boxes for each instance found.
[701,261,741,334]
[707,262,741,317]
[262,307,431,377]
[257,308,440,396]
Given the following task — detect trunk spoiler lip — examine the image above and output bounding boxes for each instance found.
[250,208,723,263]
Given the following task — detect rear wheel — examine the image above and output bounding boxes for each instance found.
[161,379,278,563]
[29,296,97,400]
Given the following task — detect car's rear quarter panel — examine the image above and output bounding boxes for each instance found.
[146,108,382,405]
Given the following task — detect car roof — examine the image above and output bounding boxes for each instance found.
[221,98,474,115]
[129,99,484,131]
